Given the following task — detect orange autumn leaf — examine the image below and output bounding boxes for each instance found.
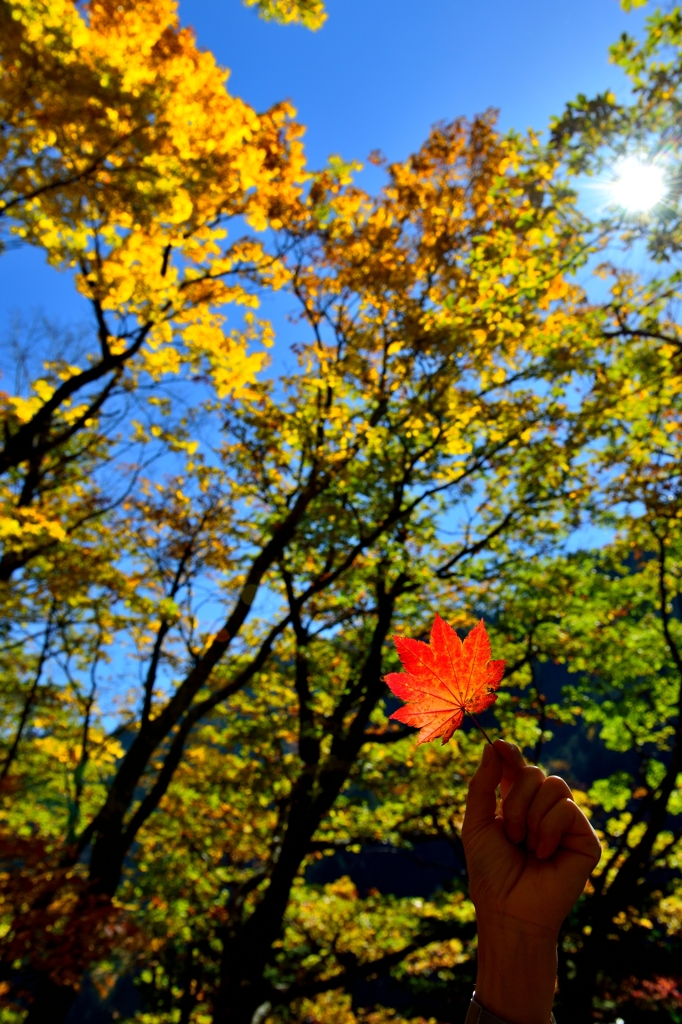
[385,615,505,745]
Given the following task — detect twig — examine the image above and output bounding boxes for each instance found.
[466,709,494,746]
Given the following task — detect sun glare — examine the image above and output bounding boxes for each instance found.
[608,156,667,213]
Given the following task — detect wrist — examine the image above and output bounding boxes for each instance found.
[475,913,558,1024]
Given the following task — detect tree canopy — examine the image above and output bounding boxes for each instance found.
[3,1,682,1022]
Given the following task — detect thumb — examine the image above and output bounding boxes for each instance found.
[463,742,503,835]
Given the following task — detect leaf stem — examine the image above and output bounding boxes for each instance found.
[465,709,494,746]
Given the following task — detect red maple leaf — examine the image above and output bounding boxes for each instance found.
[385,615,505,745]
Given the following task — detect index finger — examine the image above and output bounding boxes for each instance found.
[462,742,503,837]
[463,740,526,838]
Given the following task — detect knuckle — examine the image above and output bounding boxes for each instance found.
[545,775,572,796]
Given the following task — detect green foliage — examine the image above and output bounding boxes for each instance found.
[589,775,634,813]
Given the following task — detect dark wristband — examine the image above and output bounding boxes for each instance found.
[465,995,556,1024]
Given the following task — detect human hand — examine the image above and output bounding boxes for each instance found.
[463,739,601,936]
[461,740,601,1024]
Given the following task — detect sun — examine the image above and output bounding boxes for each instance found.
[608,156,667,213]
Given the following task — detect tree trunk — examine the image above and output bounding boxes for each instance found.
[212,931,273,1024]
[213,802,317,1021]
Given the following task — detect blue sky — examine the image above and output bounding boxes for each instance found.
[180,0,647,177]
[0,0,649,351]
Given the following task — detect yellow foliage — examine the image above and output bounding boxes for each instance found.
[1,0,306,396]
[244,0,327,29]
